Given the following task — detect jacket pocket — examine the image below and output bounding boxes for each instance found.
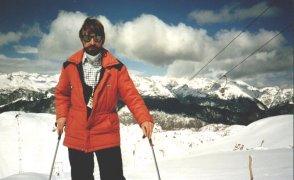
[65,108,86,136]
[91,113,119,135]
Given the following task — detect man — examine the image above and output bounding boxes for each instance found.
[55,17,154,180]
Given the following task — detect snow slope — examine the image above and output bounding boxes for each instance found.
[129,115,293,180]
[0,112,292,179]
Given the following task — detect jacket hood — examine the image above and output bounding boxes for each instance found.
[67,48,119,68]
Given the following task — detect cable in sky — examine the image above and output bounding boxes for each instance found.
[186,0,277,83]
[211,22,292,88]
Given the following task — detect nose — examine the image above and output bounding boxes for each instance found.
[90,38,95,45]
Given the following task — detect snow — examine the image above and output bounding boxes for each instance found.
[0,112,292,179]
[0,72,59,92]
[2,173,47,180]
[0,71,292,108]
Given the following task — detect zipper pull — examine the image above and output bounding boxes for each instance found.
[87,86,95,109]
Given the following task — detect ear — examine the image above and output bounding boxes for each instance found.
[80,38,84,44]
[102,37,105,45]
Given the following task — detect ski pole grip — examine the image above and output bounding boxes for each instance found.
[58,134,61,140]
[143,135,154,146]
[148,138,154,146]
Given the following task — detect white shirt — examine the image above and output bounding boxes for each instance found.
[82,52,102,87]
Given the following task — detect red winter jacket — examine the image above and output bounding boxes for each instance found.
[55,49,154,152]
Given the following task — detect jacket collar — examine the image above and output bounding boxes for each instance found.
[67,48,119,68]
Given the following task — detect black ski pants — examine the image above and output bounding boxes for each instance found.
[68,146,126,180]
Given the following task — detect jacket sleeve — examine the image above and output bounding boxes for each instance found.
[55,65,71,120]
[117,65,154,125]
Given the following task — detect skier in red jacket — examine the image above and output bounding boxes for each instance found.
[55,17,154,180]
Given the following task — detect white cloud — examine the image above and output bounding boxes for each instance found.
[0,32,22,46]
[38,12,215,65]
[14,45,38,54]
[108,14,216,66]
[0,54,29,62]
[14,11,292,88]
[38,12,219,64]
[188,2,280,24]
[165,28,292,87]
[0,23,43,47]
[0,54,31,72]
[166,60,199,79]
[38,11,87,61]
[241,70,293,88]
[21,23,44,38]
[0,54,60,74]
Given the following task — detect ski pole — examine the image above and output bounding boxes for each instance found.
[49,134,61,180]
[143,135,161,180]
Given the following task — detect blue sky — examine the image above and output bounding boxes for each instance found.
[0,0,293,88]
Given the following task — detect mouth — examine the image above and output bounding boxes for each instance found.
[85,46,100,55]
[89,45,96,49]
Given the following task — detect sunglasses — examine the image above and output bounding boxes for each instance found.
[82,35,102,42]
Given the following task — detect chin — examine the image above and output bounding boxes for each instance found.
[87,51,99,56]
[85,49,99,56]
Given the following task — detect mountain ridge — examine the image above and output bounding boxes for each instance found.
[0,71,292,126]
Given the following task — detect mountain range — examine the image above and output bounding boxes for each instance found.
[0,71,293,127]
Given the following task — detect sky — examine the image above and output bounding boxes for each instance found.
[0,0,293,88]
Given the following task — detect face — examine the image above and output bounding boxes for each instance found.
[80,33,104,56]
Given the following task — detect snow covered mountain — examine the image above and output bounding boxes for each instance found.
[0,111,292,179]
[0,72,293,125]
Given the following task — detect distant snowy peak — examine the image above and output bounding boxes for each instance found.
[259,87,293,107]
[131,75,175,98]
[0,71,292,108]
[0,72,59,92]
[171,78,259,99]
[167,77,293,108]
